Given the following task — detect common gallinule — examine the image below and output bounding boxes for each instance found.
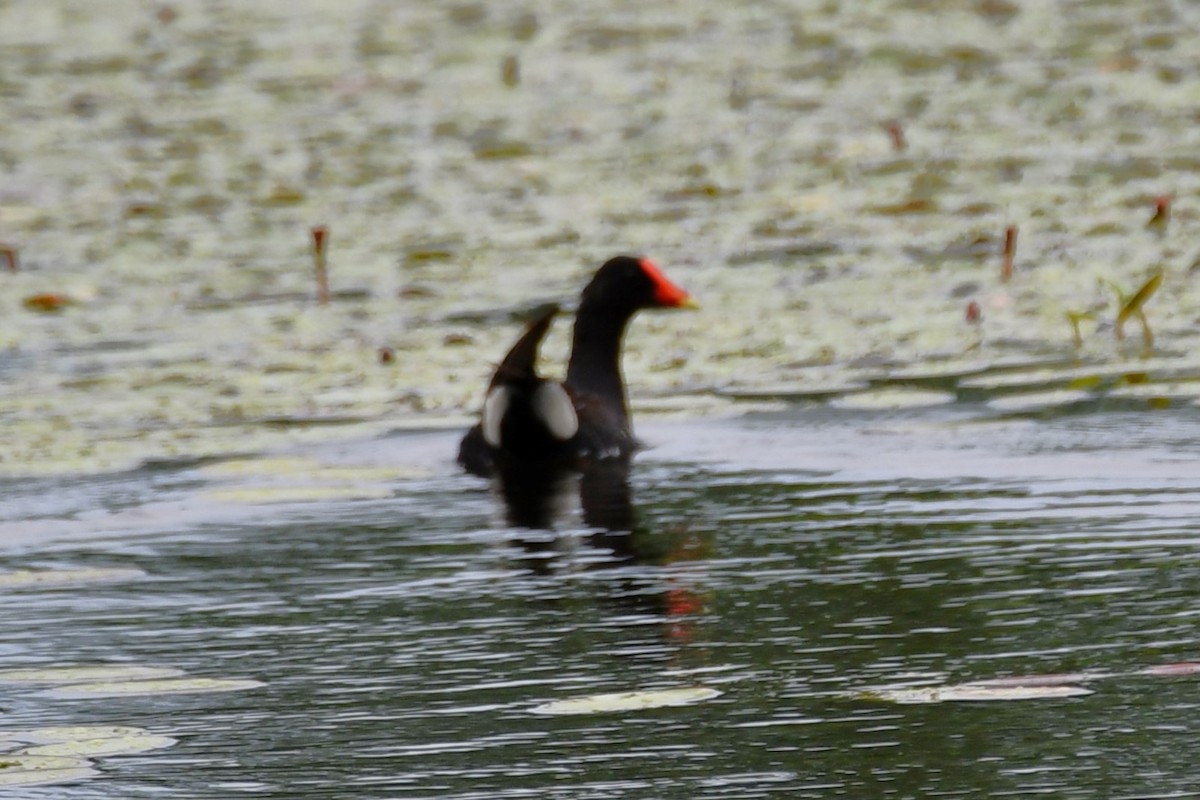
[457,255,696,476]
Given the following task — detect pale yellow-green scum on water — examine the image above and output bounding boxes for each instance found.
[2,1,1197,476]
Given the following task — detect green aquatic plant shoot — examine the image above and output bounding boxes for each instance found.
[1066,309,1097,348]
[1115,270,1164,347]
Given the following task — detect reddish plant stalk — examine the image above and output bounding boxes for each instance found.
[1001,225,1017,281]
[312,226,329,305]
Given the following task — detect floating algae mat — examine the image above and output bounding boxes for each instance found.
[3,0,1200,481]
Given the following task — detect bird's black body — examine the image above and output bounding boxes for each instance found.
[457,255,695,477]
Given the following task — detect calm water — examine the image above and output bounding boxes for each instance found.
[3,407,1199,798]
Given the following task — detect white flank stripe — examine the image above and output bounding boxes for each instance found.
[481,386,511,447]
[534,383,579,441]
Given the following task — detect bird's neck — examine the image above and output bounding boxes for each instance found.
[566,305,634,419]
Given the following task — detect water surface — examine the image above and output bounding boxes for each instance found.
[3,408,1199,797]
[3,0,1200,795]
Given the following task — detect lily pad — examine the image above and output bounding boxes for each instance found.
[45,677,265,699]
[0,666,185,685]
[0,725,147,744]
[985,389,1095,414]
[20,734,176,758]
[1140,662,1200,677]
[1108,382,1200,402]
[831,388,957,410]
[0,568,146,590]
[205,486,394,504]
[0,754,95,787]
[531,686,722,716]
[200,456,324,476]
[718,381,870,402]
[863,683,1094,704]
[966,672,1108,688]
[202,457,427,482]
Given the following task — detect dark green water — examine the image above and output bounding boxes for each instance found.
[3,408,1199,797]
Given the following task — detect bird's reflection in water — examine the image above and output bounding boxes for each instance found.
[491,455,709,656]
[494,455,645,568]
[494,455,705,614]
